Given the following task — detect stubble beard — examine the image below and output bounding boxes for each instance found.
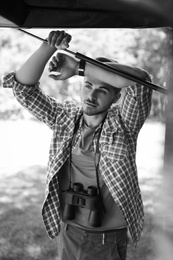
[82,106,109,116]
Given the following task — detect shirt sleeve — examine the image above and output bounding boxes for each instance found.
[3,72,70,130]
[120,78,152,134]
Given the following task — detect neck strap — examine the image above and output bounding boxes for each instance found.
[69,114,106,195]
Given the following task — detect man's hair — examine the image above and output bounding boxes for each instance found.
[96,57,121,95]
[96,57,118,63]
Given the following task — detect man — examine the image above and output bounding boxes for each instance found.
[3,30,152,260]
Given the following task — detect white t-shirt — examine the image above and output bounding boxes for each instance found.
[59,123,126,230]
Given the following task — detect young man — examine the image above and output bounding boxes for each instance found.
[3,30,152,260]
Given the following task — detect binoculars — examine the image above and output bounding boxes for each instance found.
[63,182,103,227]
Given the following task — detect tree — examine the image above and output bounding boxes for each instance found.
[0,28,170,120]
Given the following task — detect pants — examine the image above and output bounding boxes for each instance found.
[57,223,128,260]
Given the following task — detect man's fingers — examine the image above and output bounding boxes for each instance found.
[49,71,61,77]
[53,30,65,48]
[59,34,72,49]
[51,56,58,67]
[48,61,55,72]
[47,30,56,45]
[48,30,72,49]
[49,53,67,75]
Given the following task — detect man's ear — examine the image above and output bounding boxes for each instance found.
[113,92,121,103]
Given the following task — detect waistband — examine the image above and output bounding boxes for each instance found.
[64,223,127,244]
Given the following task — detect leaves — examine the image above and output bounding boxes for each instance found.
[0,28,171,120]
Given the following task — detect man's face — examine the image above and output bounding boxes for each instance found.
[81,76,119,116]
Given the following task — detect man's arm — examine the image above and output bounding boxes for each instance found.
[15,30,72,85]
[3,31,73,130]
[83,62,149,89]
[120,82,152,134]
[49,53,149,90]
[14,29,149,89]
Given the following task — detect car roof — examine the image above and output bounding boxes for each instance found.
[0,0,172,28]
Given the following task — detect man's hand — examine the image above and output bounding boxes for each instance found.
[47,30,72,50]
[15,30,72,85]
[48,52,79,80]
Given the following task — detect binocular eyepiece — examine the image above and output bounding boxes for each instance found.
[63,182,103,227]
[73,182,98,195]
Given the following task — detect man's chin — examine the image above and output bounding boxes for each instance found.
[83,110,96,116]
[83,107,104,116]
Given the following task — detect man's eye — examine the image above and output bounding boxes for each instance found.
[85,84,92,89]
[98,89,107,94]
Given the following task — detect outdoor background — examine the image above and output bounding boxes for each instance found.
[0,28,170,259]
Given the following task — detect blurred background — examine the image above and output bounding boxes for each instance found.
[0,28,170,259]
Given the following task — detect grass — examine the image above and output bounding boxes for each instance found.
[0,165,58,260]
[0,120,165,259]
[0,165,159,260]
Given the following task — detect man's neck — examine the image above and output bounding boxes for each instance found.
[83,112,107,128]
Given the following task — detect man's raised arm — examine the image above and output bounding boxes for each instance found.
[15,30,72,85]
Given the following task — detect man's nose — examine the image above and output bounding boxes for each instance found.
[89,89,97,100]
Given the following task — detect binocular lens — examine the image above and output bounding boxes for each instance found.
[73,182,83,192]
[87,186,97,196]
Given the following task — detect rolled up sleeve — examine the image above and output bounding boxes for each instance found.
[121,82,152,134]
[3,72,62,130]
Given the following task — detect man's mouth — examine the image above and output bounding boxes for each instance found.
[85,100,98,107]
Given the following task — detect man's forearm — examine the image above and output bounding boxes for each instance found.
[83,62,149,89]
[15,42,56,85]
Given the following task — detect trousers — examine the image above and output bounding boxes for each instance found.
[57,223,128,260]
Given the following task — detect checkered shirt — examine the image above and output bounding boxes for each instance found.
[3,72,152,244]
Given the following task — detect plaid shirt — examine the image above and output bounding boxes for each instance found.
[3,72,152,244]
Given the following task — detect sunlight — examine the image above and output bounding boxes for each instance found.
[0,120,51,174]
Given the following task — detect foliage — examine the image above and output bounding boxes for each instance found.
[0,28,171,120]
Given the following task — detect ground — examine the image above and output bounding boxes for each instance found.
[0,120,165,260]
